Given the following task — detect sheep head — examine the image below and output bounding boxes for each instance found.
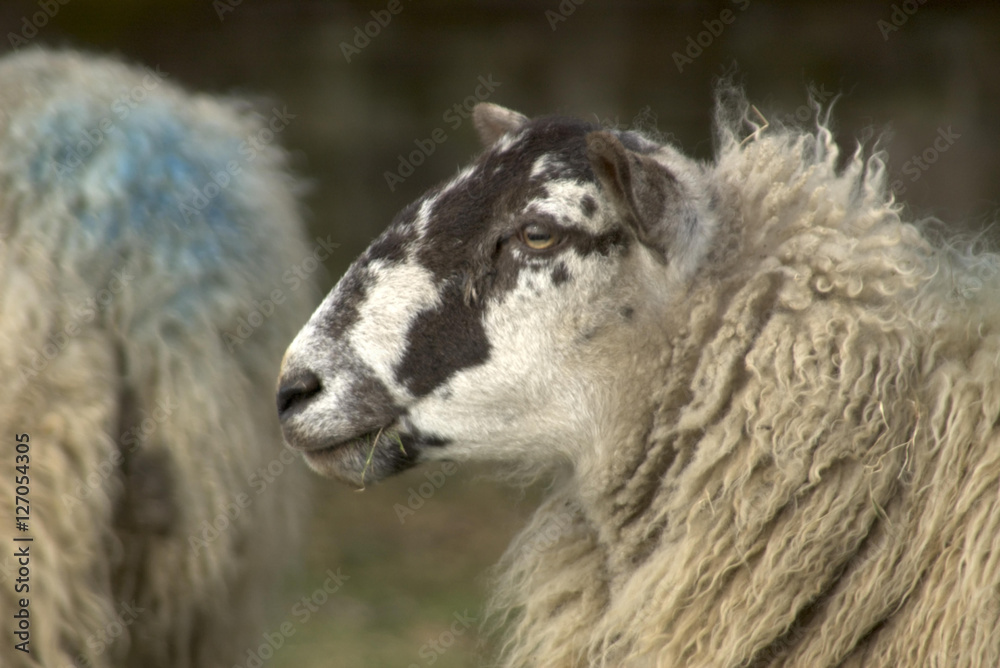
[277,104,716,487]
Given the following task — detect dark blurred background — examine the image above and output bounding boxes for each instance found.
[4,1,997,666]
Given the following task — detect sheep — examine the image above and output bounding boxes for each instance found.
[0,49,317,668]
[276,93,1000,667]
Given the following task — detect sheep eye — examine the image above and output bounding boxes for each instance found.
[520,223,559,251]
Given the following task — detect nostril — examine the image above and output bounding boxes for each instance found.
[276,369,322,419]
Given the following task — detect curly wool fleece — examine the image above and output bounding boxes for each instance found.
[487,96,1000,667]
[0,49,316,668]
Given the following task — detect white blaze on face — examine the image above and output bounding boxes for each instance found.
[398,222,628,468]
[348,259,439,404]
[279,257,419,438]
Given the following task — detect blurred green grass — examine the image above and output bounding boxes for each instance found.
[269,463,533,668]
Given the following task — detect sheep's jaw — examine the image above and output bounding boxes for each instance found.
[288,420,443,489]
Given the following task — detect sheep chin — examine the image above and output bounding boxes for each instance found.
[301,427,417,489]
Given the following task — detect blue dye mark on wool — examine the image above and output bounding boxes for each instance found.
[101,104,245,238]
[27,99,271,320]
[32,100,256,263]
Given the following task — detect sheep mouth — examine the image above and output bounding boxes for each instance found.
[300,425,419,488]
[304,428,398,461]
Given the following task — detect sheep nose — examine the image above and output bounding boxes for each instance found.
[276,368,322,420]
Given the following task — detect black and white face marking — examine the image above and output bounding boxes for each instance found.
[277,103,716,487]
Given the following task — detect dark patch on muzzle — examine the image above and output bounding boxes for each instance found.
[342,368,404,435]
[320,266,368,341]
[394,279,491,398]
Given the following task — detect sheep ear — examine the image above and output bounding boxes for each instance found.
[473,103,528,147]
[585,130,684,264]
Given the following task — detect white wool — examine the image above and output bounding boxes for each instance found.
[0,49,317,668]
